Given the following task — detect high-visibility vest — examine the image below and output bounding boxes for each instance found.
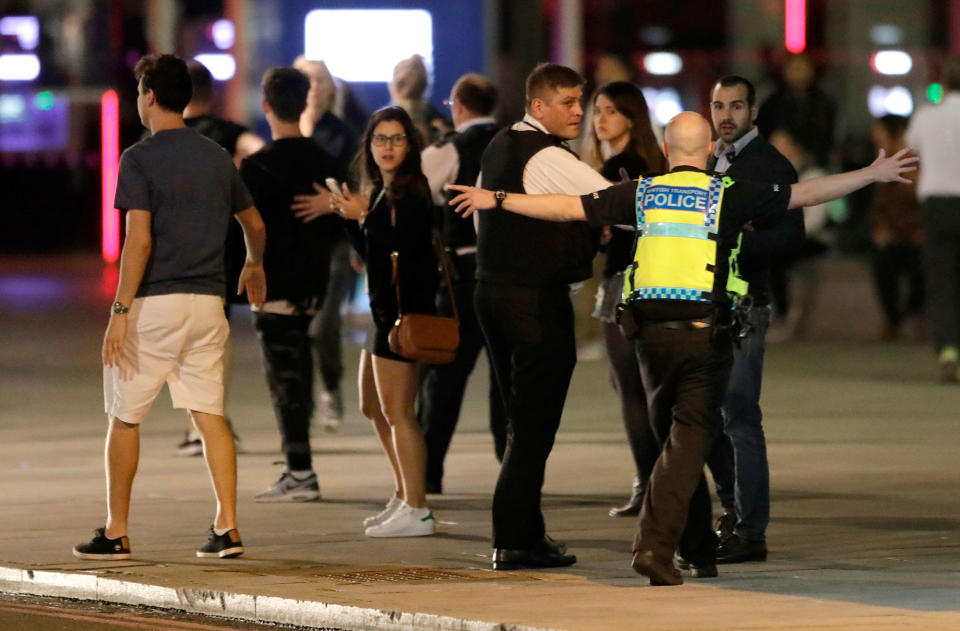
[623,170,748,304]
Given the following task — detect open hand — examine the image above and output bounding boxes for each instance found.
[448,184,496,218]
[238,262,267,308]
[331,183,370,222]
[292,182,335,223]
[871,147,918,183]
[102,314,128,368]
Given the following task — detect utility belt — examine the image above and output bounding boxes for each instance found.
[615,295,754,344]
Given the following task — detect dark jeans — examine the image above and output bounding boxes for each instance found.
[707,305,771,542]
[874,244,924,329]
[417,256,508,490]
[253,312,315,471]
[602,321,658,488]
[921,198,960,350]
[308,239,355,393]
[633,322,732,566]
[476,281,577,550]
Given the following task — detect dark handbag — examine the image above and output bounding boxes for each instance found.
[387,207,459,363]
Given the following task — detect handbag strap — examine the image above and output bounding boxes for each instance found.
[389,204,459,323]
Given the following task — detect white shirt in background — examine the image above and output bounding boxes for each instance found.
[906,93,960,200]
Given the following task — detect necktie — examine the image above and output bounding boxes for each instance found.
[725,149,737,164]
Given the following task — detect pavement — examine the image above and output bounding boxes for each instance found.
[1,253,959,630]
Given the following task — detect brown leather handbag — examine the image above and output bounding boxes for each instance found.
[387,234,460,364]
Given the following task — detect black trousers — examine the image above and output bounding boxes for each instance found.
[632,322,732,565]
[921,198,960,350]
[417,257,508,490]
[253,312,314,472]
[873,244,924,329]
[476,281,577,550]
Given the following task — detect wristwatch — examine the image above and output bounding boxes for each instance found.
[112,301,129,315]
[494,190,507,209]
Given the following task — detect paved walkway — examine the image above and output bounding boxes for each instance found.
[0,254,958,630]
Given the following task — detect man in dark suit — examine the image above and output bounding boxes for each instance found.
[704,75,802,564]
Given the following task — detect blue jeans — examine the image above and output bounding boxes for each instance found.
[707,305,771,542]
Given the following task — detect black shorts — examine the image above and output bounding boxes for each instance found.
[366,324,414,363]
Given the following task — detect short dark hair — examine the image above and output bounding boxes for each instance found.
[186,60,214,105]
[133,54,192,113]
[452,73,498,116]
[875,114,910,137]
[525,62,584,110]
[714,75,756,108]
[944,57,960,92]
[262,67,310,122]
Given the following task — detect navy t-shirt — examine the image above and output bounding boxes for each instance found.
[114,127,254,298]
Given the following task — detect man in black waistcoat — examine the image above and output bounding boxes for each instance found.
[476,63,612,570]
[703,76,801,565]
[417,74,507,494]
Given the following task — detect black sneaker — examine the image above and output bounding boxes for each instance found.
[714,512,736,542]
[196,526,244,558]
[176,432,203,457]
[716,533,767,564]
[72,527,131,560]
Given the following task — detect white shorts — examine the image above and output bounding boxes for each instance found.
[104,293,229,423]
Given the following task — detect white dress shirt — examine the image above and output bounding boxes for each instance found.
[907,93,960,200]
[421,116,498,205]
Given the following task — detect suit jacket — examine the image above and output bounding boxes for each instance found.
[709,133,802,306]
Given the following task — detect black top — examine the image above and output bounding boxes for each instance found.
[309,111,358,170]
[600,151,648,279]
[240,137,341,310]
[347,181,438,331]
[185,115,248,156]
[437,122,500,249]
[581,166,791,320]
[477,126,600,286]
[708,134,802,306]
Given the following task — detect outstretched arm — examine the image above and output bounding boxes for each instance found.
[789,148,917,209]
[447,185,586,222]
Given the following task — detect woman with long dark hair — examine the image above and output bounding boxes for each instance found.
[332,106,439,537]
[582,82,668,518]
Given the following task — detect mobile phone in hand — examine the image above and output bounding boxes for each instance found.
[325,177,343,198]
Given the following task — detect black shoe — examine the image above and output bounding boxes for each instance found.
[631,550,683,586]
[673,553,718,578]
[543,534,567,555]
[196,526,244,558]
[716,534,767,564]
[72,527,131,560]
[609,476,644,517]
[714,512,736,541]
[492,540,576,570]
[426,480,442,495]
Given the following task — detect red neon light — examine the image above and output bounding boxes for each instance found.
[785,0,806,54]
[101,90,120,263]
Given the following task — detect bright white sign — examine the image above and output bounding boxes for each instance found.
[0,54,41,81]
[194,54,236,81]
[304,9,433,82]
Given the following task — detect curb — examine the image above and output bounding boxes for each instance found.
[0,564,558,631]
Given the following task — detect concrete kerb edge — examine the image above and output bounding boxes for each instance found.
[0,564,559,631]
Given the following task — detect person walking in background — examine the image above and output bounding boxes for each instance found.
[73,54,266,560]
[240,67,343,502]
[870,114,924,341]
[705,76,801,565]
[174,60,265,457]
[580,81,666,518]
[417,73,506,494]
[332,107,439,537]
[906,57,960,382]
[389,54,447,145]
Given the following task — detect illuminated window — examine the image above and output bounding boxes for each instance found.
[871,50,912,76]
[0,54,41,81]
[304,9,433,82]
[643,53,682,76]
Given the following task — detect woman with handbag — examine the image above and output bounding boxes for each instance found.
[332,106,440,537]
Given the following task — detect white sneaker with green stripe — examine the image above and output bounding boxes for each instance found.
[364,501,435,537]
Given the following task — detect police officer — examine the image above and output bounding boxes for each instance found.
[449,111,917,585]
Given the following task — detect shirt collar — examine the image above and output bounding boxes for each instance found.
[669,165,707,173]
[455,116,497,133]
[714,126,759,158]
[520,113,550,135]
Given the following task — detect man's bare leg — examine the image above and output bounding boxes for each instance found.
[191,410,238,531]
[104,416,140,539]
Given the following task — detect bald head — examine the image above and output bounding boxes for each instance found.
[663,111,714,168]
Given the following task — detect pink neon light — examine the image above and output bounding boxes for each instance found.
[785,0,806,54]
[101,90,120,263]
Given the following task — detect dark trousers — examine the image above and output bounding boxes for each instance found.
[476,281,577,550]
[417,258,508,490]
[253,312,315,471]
[602,321,658,487]
[922,198,960,350]
[633,322,732,565]
[874,244,924,329]
[308,239,355,393]
[706,305,772,542]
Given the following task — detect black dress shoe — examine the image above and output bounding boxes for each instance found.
[673,553,718,578]
[631,550,683,586]
[609,476,644,517]
[543,534,567,555]
[492,541,577,571]
[716,534,767,564]
[714,512,736,541]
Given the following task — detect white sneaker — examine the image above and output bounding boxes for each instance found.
[254,471,320,502]
[318,390,343,433]
[364,502,435,538]
[362,495,402,529]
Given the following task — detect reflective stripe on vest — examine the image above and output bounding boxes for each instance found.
[624,171,726,304]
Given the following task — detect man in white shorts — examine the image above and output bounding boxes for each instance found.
[72,53,266,560]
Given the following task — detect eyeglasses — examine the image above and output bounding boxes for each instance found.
[371,133,408,147]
